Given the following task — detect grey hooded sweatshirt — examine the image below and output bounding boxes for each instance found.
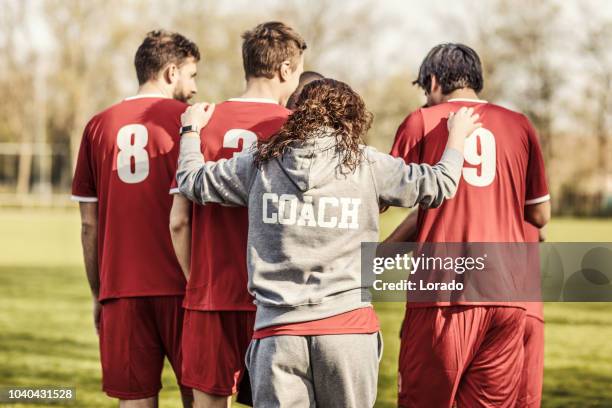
[177,132,464,330]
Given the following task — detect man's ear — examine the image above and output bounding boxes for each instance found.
[164,63,179,84]
[279,60,292,83]
[430,74,440,94]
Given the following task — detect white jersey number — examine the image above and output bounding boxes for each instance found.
[116,124,149,184]
[462,127,496,187]
[223,129,258,157]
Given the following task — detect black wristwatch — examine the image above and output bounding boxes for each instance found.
[180,124,199,135]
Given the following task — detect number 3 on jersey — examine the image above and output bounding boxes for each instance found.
[223,129,258,157]
[116,124,149,184]
[462,127,496,187]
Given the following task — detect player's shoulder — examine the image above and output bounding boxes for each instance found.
[87,100,121,124]
[210,100,290,133]
[219,98,290,117]
[482,102,528,121]
[92,96,186,121]
[429,101,531,126]
[481,102,535,135]
[139,97,188,114]
[397,107,426,131]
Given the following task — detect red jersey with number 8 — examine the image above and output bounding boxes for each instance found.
[391,99,550,243]
[172,98,291,311]
[72,95,188,301]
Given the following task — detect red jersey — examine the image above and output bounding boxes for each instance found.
[391,99,549,308]
[175,98,290,311]
[72,94,187,301]
[391,99,549,243]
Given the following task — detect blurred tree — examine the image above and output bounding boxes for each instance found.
[361,69,424,151]
[163,0,253,101]
[0,0,36,194]
[0,0,608,215]
[43,0,145,180]
[579,8,611,190]
[493,0,563,165]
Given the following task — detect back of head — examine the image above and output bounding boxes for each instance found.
[300,71,325,84]
[255,78,373,172]
[134,30,200,85]
[286,71,325,109]
[413,43,483,95]
[241,21,307,80]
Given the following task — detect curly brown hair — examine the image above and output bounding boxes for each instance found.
[254,78,373,172]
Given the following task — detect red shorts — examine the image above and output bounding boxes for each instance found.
[99,296,190,400]
[181,310,255,396]
[517,316,544,408]
[398,306,526,408]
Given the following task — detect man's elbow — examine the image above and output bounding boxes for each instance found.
[170,212,190,235]
[525,201,551,228]
[441,173,460,200]
[528,212,550,229]
[81,219,97,236]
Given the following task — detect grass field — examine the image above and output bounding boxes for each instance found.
[0,208,611,407]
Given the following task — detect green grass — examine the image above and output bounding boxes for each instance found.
[0,208,611,407]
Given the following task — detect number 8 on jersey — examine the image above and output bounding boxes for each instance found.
[116,124,150,184]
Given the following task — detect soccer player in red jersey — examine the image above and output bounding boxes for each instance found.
[387,43,551,407]
[168,22,306,408]
[72,30,199,407]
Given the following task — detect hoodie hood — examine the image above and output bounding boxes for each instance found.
[275,129,342,192]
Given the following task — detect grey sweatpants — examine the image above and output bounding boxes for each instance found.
[245,332,382,408]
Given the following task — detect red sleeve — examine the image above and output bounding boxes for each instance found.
[71,120,98,202]
[523,116,550,205]
[389,110,424,164]
[169,177,179,194]
[170,103,188,194]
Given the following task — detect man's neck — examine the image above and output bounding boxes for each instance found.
[136,82,172,98]
[239,78,283,104]
[442,88,481,103]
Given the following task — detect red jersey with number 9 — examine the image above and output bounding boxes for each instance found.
[71,95,188,301]
[391,99,550,243]
[172,98,291,311]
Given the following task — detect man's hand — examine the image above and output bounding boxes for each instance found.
[93,298,102,335]
[539,226,547,242]
[181,102,215,131]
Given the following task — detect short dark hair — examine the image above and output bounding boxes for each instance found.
[286,71,325,109]
[299,71,324,83]
[414,43,483,94]
[241,21,307,80]
[134,30,200,85]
